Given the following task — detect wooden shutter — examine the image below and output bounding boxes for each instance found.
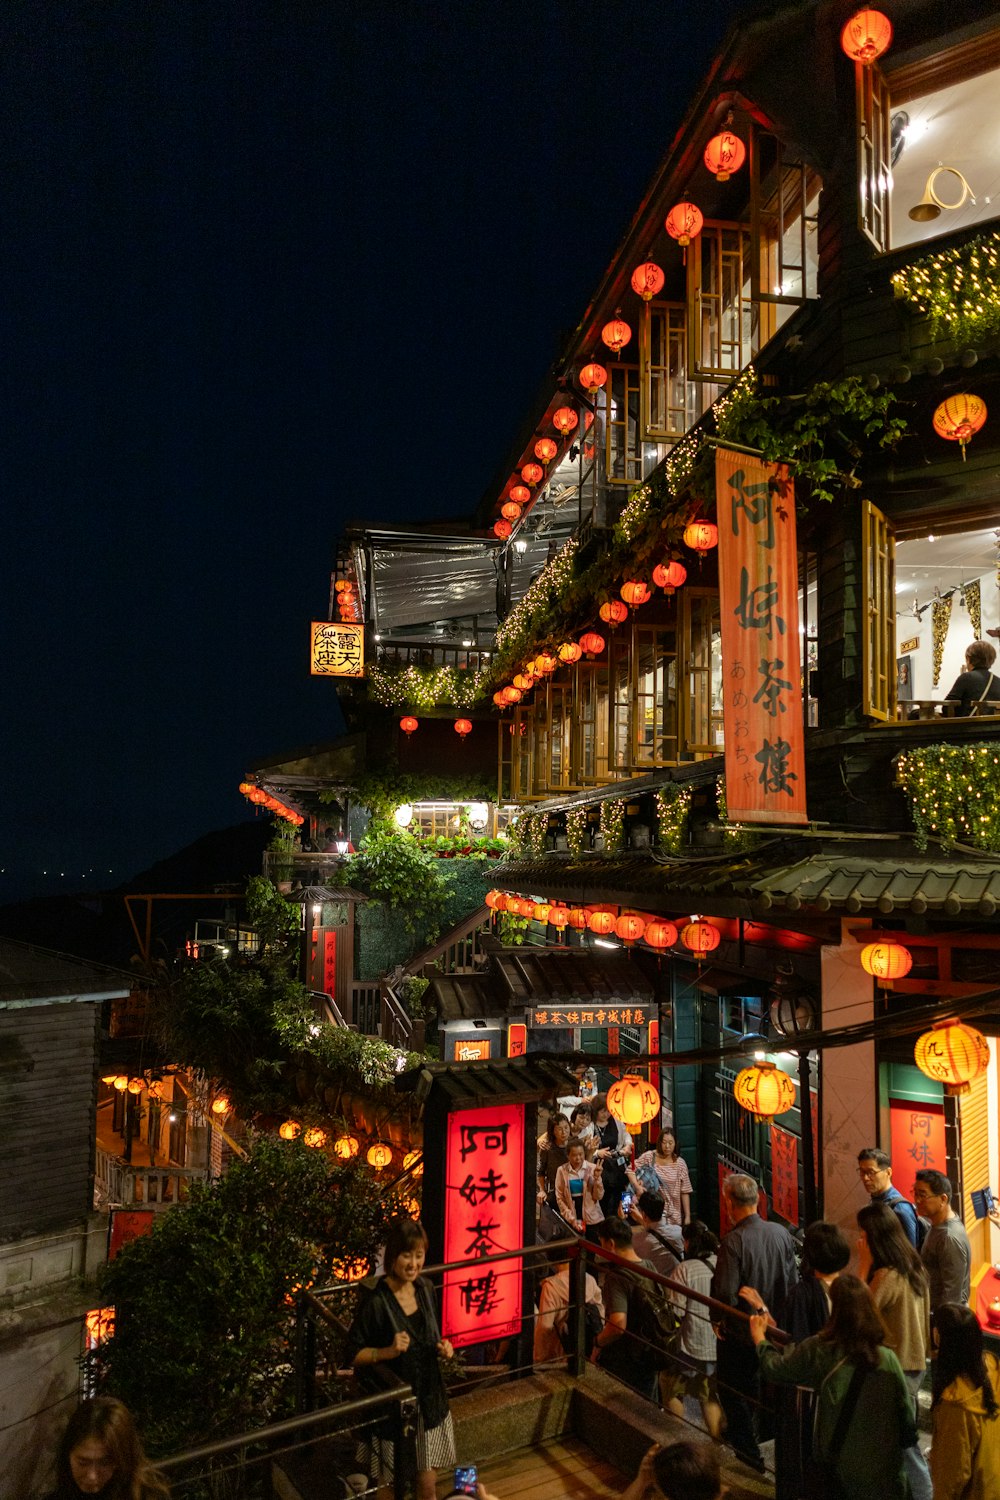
[959,1069,990,1274]
[856,61,891,251]
[861,499,896,720]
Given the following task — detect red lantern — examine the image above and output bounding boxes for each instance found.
[494,519,513,540]
[558,641,582,665]
[606,1074,661,1130]
[652,560,688,594]
[684,520,719,554]
[535,437,558,463]
[734,1062,796,1122]
[249,788,267,804]
[501,501,522,522]
[932,395,987,461]
[549,906,569,929]
[533,902,551,924]
[704,129,746,182]
[509,484,530,505]
[615,912,646,944]
[567,907,588,930]
[644,920,678,950]
[492,690,507,708]
[400,715,418,736]
[535,653,556,675]
[520,900,536,921]
[600,599,629,627]
[505,896,522,916]
[681,920,721,954]
[860,941,913,981]
[630,261,664,301]
[665,202,704,247]
[601,311,632,355]
[454,719,472,738]
[579,362,608,395]
[521,462,544,486]
[367,1142,393,1170]
[502,686,522,704]
[485,890,503,910]
[587,909,617,936]
[840,9,893,63]
[553,407,579,435]
[620,580,651,609]
[579,631,606,657]
[238,781,254,797]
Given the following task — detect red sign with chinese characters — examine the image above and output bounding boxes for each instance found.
[455,1039,491,1061]
[530,1004,650,1027]
[442,1103,525,1349]
[108,1209,155,1261]
[769,1123,799,1224]
[889,1099,946,1206]
[716,448,807,825]
[507,1023,527,1058]
[323,930,337,997]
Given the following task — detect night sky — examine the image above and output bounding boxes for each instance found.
[1,1,733,903]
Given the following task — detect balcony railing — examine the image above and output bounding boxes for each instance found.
[94,1147,210,1210]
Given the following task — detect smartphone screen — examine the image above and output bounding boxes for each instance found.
[454,1467,478,1496]
[621,1190,635,1214]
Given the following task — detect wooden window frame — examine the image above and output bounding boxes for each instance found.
[687,221,755,380]
[750,126,821,307]
[861,498,896,720]
[855,61,891,251]
[604,362,643,486]
[641,300,691,440]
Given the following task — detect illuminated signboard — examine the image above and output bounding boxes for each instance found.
[889,1098,946,1205]
[507,1023,527,1057]
[442,1102,524,1349]
[530,1004,650,1027]
[310,621,365,677]
[769,1123,799,1224]
[455,1039,491,1061]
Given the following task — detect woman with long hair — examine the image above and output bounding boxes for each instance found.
[751,1274,916,1500]
[929,1303,1000,1499]
[350,1219,455,1500]
[46,1399,169,1500]
[627,1127,692,1228]
[536,1112,571,1207]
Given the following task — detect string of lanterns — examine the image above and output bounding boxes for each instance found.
[238,782,304,825]
[486,889,719,954]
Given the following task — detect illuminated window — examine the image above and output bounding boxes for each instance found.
[546,679,577,792]
[575,661,611,784]
[856,61,892,251]
[605,363,644,485]
[642,301,694,439]
[683,592,725,754]
[750,131,821,310]
[688,222,755,379]
[633,623,680,767]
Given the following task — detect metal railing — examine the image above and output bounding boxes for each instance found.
[94,1147,209,1210]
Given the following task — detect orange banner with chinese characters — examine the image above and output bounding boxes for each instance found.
[716,448,807,825]
[310,620,364,677]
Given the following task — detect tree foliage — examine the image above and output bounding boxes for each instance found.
[343,826,448,936]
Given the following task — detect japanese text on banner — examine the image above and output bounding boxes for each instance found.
[442,1102,525,1348]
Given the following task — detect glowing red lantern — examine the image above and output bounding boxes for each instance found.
[533,653,555,675]
[509,484,530,505]
[915,1021,990,1096]
[630,262,665,301]
[587,909,617,936]
[840,9,893,63]
[249,788,267,804]
[454,719,472,738]
[485,890,503,910]
[601,311,632,355]
[553,407,579,435]
[684,520,719,554]
[615,912,646,944]
[502,686,522,704]
[549,906,569,929]
[600,599,629,627]
[932,394,987,461]
[367,1142,393,1169]
[533,902,551,924]
[494,519,513,540]
[665,202,704,247]
[681,920,721,954]
[607,1074,660,1130]
[579,631,606,657]
[620,580,651,609]
[520,900,537,921]
[399,716,418,736]
[521,462,544,485]
[567,907,588,930]
[558,641,582,665]
[501,502,523,524]
[653,560,688,594]
[238,781,254,797]
[579,362,608,395]
[492,690,507,708]
[535,437,558,463]
[644,920,678,950]
[860,941,913,982]
[704,129,746,182]
[513,673,535,691]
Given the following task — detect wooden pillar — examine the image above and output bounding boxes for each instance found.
[820,923,876,1244]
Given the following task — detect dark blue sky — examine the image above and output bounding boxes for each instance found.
[0,1,731,901]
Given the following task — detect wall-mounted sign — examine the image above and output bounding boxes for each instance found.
[889,1098,946,1206]
[507,1023,527,1057]
[108,1208,155,1260]
[530,1004,650,1027]
[442,1102,525,1349]
[310,621,365,677]
[769,1122,799,1224]
[455,1039,491,1061]
[900,636,919,654]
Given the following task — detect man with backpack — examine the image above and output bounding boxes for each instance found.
[591,1217,675,1402]
[533,1248,604,1365]
[857,1147,926,1249]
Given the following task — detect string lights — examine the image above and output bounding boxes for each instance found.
[891,230,1000,343]
[655,785,692,854]
[896,743,1000,853]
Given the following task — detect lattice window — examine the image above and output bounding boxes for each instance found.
[642,301,693,439]
[688,222,755,379]
[605,362,644,485]
[750,129,821,307]
[862,499,896,720]
[856,61,891,251]
[633,623,680,767]
[683,591,725,755]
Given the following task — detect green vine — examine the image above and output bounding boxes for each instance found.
[891,229,1000,343]
[566,806,589,856]
[512,811,546,858]
[324,770,495,825]
[895,743,1000,852]
[716,778,761,852]
[599,798,626,854]
[497,910,529,945]
[655,785,692,855]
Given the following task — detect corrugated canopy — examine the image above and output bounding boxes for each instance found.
[360,529,554,634]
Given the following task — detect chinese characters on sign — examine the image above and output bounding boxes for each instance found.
[442,1103,525,1349]
[310,621,365,677]
[716,449,807,825]
[889,1099,946,1206]
[769,1123,799,1224]
[530,1005,650,1027]
[108,1209,155,1261]
[507,1023,527,1058]
[455,1039,491,1062]
[322,931,337,999]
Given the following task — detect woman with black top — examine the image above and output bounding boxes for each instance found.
[350,1219,455,1500]
[590,1094,633,1217]
[944,639,1000,715]
[45,1398,169,1500]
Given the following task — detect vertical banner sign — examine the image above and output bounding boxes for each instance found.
[323,930,337,997]
[769,1123,800,1224]
[108,1209,155,1260]
[889,1099,946,1206]
[442,1103,525,1349]
[716,449,807,825]
[507,1022,527,1058]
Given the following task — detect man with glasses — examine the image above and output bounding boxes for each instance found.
[914,1169,971,1312]
[857,1147,924,1248]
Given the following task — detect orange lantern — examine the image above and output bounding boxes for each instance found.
[128,1078,145,1096]
[615,912,646,944]
[331,1256,369,1283]
[630,262,664,301]
[454,719,472,738]
[860,941,913,981]
[579,631,606,656]
[304,1127,327,1149]
[509,484,530,505]
[553,406,579,435]
[494,519,513,539]
[932,394,987,460]
[601,311,632,355]
[501,500,522,521]
[484,889,504,910]
[535,652,557,675]
[506,896,523,916]
[333,1133,359,1159]
[549,906,570,929]
[587,909,617,936]
[367,1142,393,1169]
[403,1148,423,1173]
[249,788,267,804]
[579,362,608,395]
[704,129,746,182]
[533,902,552,924]
[502,685,522,704]
[211,1095,230,1113]
[279,1120,301,1140]
[535,437,558,463]
[733,1061,796,1122]
[568,907,588,930]
[521,462,544,485]
[600,599,629,627]
[558,641,582,665]
[620,580,651,609]
[113,1075,128,1091]
[606,1074,661,1130]
[238,781,254,796]
[681,920,721,954]
[840,9,893,63]
[665,201,704,247]
[513,673,534,692]
[492,690,507,708]
[653,560,687,594]
[915,1021,990,1096]
[683,520,719,554]
[147,1079,165,1099]
[99,1069,120,1084]
[400,715,418,735]
[644,920,678,950]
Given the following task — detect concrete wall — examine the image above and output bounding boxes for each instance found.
[820,925,876,1245]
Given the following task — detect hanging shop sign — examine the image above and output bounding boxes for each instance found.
[455,1038,492,1061]
[889,1099,946,1205]
[769,1123,799,1224]
[716,448,807,825]
[310,621,365,677]
[530,1003,651,1027]
[507,1023,527,1057]
[108,1208,155,1260]
[442,1102,525,1349]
